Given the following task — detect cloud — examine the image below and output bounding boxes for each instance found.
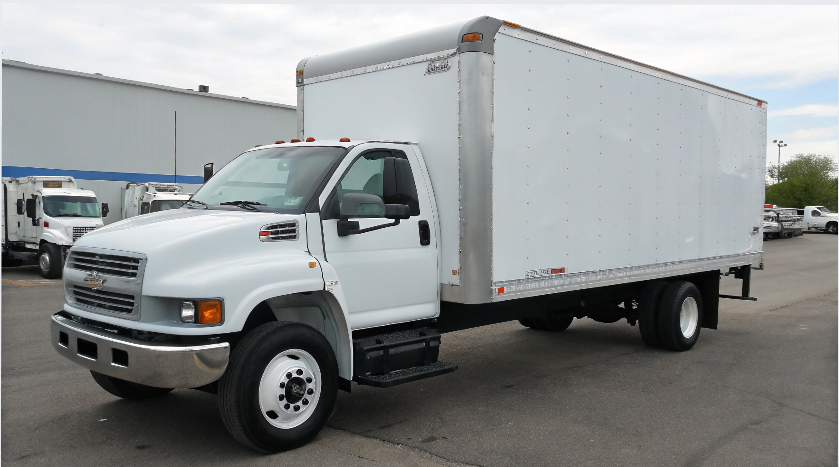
[779,127,838,142]
[769,105,839,118]
[2,4,837,105]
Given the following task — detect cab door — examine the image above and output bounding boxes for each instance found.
[320,145,438,330]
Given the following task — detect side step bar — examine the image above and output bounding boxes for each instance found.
[352,328,457,388]
[356,361,458,388]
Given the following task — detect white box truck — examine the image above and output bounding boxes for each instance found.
[50,17,766,452]
[3,176,107,277]
[122,183,191,219]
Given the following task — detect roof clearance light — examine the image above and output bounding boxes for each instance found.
[340,138,350,142]
[254,144,262,147]
[462,33,482,42]
[550,268,565,274]
[296,70,304,76]
[290,139,301,143]
[502,21,521,28]
[276,140,285,144]
[306,137,315,142]
[764,204,774,208]
[497,287,505,294]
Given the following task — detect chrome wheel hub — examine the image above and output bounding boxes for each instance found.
[39,252,51,272]
[258,349,321,429]
[679,296,699,339]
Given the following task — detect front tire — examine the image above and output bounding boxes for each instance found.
[38,243,63,279]
[218,322,338,453]
[827,222,837,235]
[657,281,703,351]
[90,371,173,399]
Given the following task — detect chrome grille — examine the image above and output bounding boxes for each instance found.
[71,286,135,314]
[73,227,97,241]
[259,221,299,242]
[68,251,141,278]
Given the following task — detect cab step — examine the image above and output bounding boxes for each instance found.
[355,361,458,388]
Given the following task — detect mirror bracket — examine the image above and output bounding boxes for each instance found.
[338,218,400,237]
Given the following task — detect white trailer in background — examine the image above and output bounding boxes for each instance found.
[51,16,766,452]
[2,176,107,277]
[122,183,191,219]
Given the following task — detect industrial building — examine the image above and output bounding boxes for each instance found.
[2,59,297,223]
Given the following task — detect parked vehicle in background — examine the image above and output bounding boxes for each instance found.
[122,183,191,219]
[799,206,838,234]
[50,16,766,453]
[2,176,107,277]
[762,205,803,239]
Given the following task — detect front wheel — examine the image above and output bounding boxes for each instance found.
[827,223,837,235]
[218,322,338,453]
[91,371,173,399]
[38,243,63,279]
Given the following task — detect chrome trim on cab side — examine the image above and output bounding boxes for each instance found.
[51,314,229,388]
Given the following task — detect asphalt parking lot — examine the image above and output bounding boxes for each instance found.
[2,233,836,466]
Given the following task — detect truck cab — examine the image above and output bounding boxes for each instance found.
[122,183,191,219]
[802,206,838,234]
[2,176,107,277]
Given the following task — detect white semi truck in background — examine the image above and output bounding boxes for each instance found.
[122,183,191,219]
[50,17,766,453]
[2,176,107,277]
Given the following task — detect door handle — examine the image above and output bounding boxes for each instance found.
[418,220,430,246]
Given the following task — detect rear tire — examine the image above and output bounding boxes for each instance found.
[827,222,837,235]
[38,243,63,279]
[657,281,703,351]
[218,322,338,453]
[638,281,668,347]
[90,371,173,399]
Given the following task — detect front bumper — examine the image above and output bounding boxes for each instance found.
[50,313,229,388]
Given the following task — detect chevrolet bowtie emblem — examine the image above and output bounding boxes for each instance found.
[84,271,106,288]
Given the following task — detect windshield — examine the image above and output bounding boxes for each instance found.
[43,196,100,218]
[151,199,186,212]
[190,146,345,212]
[817,206,833,213]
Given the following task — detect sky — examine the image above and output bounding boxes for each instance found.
[2,4,837,168]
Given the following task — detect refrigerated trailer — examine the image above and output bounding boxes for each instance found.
[51,16,767,452]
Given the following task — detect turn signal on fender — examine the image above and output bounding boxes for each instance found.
[198,301,222,324]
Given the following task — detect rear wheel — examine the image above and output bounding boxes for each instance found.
[38,243,63,279]
[657,281,703,351]
[91,371,173,399]
[638,281,668,347]
[827,222,837,235]
[218,322,338,453]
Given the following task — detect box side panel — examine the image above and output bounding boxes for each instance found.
[491,33,766,286]
[302,62,461,284]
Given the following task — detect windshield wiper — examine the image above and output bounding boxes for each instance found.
[185,199,209,209]
[220,200,265,211]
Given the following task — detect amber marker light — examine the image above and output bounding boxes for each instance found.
[297,70,304,76]
[309,262,317,268]
[290,139,301,143]
[306,137,315,142]
[340,138,350,142]
[502,21,521,28]
[462,33,482,42]
[276,140,285,144]
[197,301,223,324]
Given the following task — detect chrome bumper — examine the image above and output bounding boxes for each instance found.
[51,313,229,389]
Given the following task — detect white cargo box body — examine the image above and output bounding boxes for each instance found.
[297,17,766,304]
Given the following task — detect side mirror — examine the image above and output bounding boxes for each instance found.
[25,199,36,219]
[204,163,214,183]
[101,203,109,218]
[337,193,409,237]
[340,193,384,219]
[16,199,24,215]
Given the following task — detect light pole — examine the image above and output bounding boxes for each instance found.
[772,140,787,183]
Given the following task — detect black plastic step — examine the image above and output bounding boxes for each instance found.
[353,328,442,377]
[355,361,458,388]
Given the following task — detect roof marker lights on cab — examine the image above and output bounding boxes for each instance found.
[276,141,285,144]
[550,268,565,274]
[340,138,350,142]
[306,137,315,142]
[462,33,482,42]
[502,21,521,28]
[290,139,301,143]
[254,144,262,147]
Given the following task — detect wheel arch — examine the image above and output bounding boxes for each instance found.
[237,292,353,383]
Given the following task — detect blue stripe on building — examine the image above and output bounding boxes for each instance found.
[2,166,203,184]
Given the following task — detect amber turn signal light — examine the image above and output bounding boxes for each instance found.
[197,301,222,324]
[462,33,482,42]
[340,137,350,142]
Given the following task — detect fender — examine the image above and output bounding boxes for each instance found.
[40,229,72,246]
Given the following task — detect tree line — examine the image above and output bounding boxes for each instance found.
[765,153,838,211]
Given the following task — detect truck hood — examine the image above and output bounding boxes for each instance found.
[74,209,310,280]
